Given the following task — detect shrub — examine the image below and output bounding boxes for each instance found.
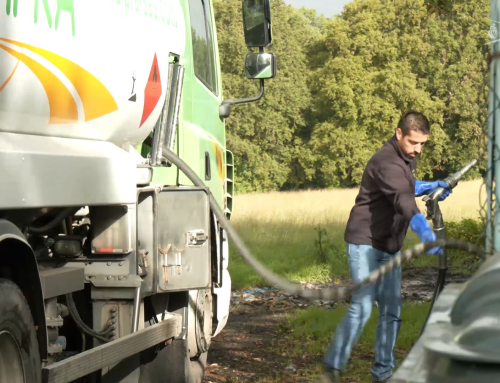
[446,218,485,246]
[445,218,485,269]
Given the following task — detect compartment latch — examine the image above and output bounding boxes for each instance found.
[187,230,208,247]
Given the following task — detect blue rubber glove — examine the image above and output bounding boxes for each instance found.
[409,213,443,255]
[415,180,452,201]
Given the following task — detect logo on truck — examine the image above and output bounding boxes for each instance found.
[7,0,76,36]
[0,37,118,124]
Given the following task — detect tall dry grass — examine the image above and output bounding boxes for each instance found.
[228,179,485,289]
[233,179,485,226]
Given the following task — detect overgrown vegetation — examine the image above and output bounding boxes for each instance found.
[314,226,347,267]
[276,303,431,382]
[228,182,485,289]
[214,0,489,193]
[228,220,345,289]
[446,218,485,246]
[445,217,486,269]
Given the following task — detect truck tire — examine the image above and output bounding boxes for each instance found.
[0,278,41,383]
[137,290,209,383]
[139,338,207,383]
[187,350,208,383]
[183,341,207,383]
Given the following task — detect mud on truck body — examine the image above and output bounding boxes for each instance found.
[0,0,275,382]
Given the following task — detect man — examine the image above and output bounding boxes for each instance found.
[322,111,451,383]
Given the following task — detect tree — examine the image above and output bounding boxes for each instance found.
[213,0,324,192]
[301,0,489,188]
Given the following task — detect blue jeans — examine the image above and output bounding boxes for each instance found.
[324,243,402,381]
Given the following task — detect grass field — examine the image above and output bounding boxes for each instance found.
[275,302,432,382]
[226,179,485,382]
[228,179,485,289]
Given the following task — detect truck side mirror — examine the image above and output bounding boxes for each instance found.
[242,0,272,47]
[245,52,276,79]
[219,0,274,119]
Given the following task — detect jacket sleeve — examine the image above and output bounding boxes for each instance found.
[375,162,421,222]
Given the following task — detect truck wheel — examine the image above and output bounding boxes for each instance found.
[0,278,41,383]
[185,342,207,383]
[168,338,208,383]
[139,338,207,383]
[139,290,211,382]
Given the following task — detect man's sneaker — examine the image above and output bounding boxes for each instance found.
[372,373,393,383]
[319,369,341,383]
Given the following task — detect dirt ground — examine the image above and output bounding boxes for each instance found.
[204,304,301,382]
[203,267,469,383]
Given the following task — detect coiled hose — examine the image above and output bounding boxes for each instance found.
[161,147,483,301]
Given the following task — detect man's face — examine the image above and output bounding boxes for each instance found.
[395,128,429,159]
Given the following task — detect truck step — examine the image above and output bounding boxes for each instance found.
[42,313,182,383]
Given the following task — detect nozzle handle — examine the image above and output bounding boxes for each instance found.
[422,159,477,203]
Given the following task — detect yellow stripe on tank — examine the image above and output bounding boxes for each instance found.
[0,43,78,124]
[0,59,19,93]
[0,37,118,122]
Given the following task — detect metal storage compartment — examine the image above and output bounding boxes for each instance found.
[155,187,211,292]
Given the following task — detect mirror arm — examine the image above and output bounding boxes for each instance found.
[223,79,265,106]
[219,78,265,119]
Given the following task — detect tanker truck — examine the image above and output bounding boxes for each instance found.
[0,0,276,381]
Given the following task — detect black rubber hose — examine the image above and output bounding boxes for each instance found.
[418,268,447,338]
[161,147,483,301]
[66,294,112,343]
[99,324,116,336]
[66,294,113,343]
[28,207,80,234]
[65,294,112,337]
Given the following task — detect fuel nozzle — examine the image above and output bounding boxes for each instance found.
[423,159,477,220]
[442,159,478,189]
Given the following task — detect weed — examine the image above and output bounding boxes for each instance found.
[314,226,347,267]
[314,226,329,264]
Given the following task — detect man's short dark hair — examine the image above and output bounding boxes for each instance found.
[397,111,430,136]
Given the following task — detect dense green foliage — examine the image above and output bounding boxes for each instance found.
[213,0,490,192]
[446,218,485,247]
[446,217,485,268]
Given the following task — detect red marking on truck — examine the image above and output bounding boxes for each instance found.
[98,248,114,253]
[140,53,162,128]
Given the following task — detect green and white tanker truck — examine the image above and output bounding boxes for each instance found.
[0,0,276,381]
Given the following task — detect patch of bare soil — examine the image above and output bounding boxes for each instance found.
[204,303,313,382]
[401,267,468,301]
[204,268,470,383]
